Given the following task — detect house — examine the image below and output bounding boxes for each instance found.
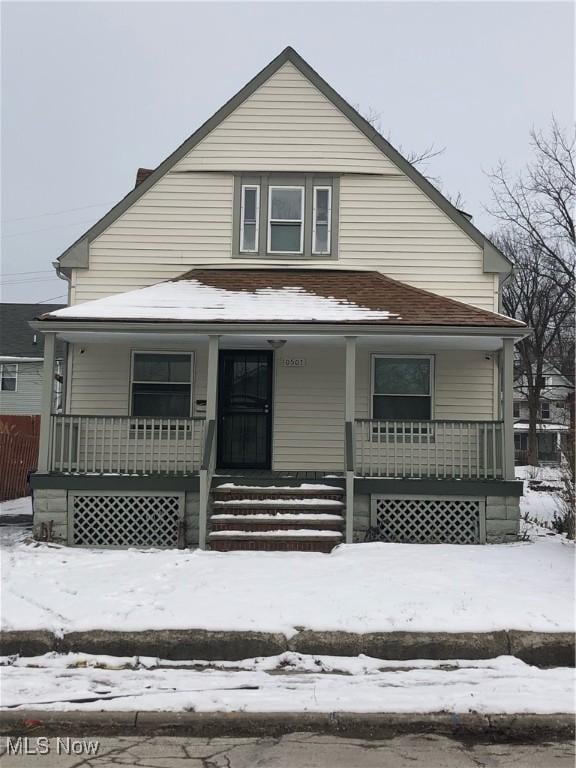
[29,47,527,551]
[513,361,574,465]
[0,303,65,499]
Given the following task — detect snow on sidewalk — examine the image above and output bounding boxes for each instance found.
[1,652,573,714]
[1,518,573,636]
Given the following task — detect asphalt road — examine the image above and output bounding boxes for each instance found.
[1,734,574,767]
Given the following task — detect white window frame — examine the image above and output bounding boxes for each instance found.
[267,185,305,255]
[0,363,18,392]
[240,184,260,253]
[370,354,435,420]
[130,351,194,418]
[312,185,332,255]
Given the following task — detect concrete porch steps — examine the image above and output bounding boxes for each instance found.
[208,482,345,552]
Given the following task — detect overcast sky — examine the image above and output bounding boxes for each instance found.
[1,1,573,304]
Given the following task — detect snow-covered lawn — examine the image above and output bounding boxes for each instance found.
[516,465,564,526]
[0,497,32,517]
[1,514,573,636]
[1,652,573,714]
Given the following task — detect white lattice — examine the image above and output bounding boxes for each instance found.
[372,496,481,544]
[71,494,182,547]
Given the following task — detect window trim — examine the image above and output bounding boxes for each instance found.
[232,174,340,260]
[540,401,551,420]
[239,184,260,253]
[312,185,332,255]
[513,401,520,419]
[0,363,18,392]
[130,350,194,418]
[267,185,305,255]
[370,354,435,420]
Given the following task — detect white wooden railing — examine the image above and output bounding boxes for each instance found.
[355,419,504,479]
[49,415,205,475]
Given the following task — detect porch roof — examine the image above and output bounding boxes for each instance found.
[40,268,524,329]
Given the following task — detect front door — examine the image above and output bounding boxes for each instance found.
[217,350,273,469]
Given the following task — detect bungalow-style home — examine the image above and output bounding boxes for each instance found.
[513,362,574,465]
[30,48,527,551]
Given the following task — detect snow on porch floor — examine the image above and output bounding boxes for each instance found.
[1,652,573,714]
[1,498,573,635]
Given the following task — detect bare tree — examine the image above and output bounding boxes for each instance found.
[487,119,575,296]
[497,229,574,466]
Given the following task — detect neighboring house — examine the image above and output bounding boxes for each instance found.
[0,303,65,499]
[30,48,527,551]
[0,303,65,416]
[513,362,574,465]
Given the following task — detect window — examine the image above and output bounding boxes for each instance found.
[233,175,339,258]
[268,186,304,254]
[513,401,520,419]
[240,185,259,253]
[0,364,17,392]
[313,186,331,254]
[540,401,550,420]
[372,356,433,420]
[131,353,192,417]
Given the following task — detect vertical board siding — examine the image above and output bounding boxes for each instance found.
[0,362,43,415]
[70,65,497,312]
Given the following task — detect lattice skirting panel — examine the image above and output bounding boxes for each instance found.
[371,495,484,544]
[69,492,184,548]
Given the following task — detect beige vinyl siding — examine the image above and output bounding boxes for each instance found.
[177,62,397,174]
[68,343,207,416]
[70,60,498,312]
[272,343,345,472]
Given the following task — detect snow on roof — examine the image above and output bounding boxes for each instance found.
[513,422,569,432]
[47,279,400,323]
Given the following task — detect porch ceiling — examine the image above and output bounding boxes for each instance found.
[52,330,507,351]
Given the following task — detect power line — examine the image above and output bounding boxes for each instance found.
[3,218,98,239]
[1,270,54,277]
[2,202,114,223]
[36,293,67,304]
[0,277,61,287]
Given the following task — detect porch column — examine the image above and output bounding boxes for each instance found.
[38,332,56,472]
[344,336,357,544]
[502,337,515,480]
[199,334,220,549]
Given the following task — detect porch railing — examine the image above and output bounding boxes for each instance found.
[355,419,504,479]
[49,415,205,475]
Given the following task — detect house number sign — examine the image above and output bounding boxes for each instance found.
[281,358,307,367]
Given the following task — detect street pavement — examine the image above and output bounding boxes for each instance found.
[1,733,574,767]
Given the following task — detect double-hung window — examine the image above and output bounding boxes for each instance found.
[0,364,17,392]
[268,186,304,254]
[539,401,550,420]
[372,356,433,421]
[240,185,259,253]
[131,353,192,418]
[234,175,339,258]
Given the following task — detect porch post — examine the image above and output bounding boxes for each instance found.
[199,334,220,550]
[345,336,357,544]
[37,332,56,472]
[502,337,515,480]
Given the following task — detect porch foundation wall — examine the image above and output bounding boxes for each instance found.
[32,488,68,543]
[353,493,371,542]
[485,495,521,543]
[185,492,200,547]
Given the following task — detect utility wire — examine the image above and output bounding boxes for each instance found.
[2,202,114,223]
[3,218,98,238]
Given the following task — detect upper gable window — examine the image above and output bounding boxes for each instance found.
[233,174,339,259]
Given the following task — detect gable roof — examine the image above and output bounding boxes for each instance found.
[57,47,512,276]
[42,268,524,328]
[0,303,66,358]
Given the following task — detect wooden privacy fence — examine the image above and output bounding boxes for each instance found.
[0,416,40,501]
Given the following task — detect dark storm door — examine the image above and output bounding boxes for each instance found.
[217,350,273,469]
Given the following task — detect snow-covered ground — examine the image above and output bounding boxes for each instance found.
[1,652,573,714]
[515,465,564,526]
[0,496,32,517]
[1,511,573,636]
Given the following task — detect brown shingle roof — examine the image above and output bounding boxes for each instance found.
[171,268,524,327]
